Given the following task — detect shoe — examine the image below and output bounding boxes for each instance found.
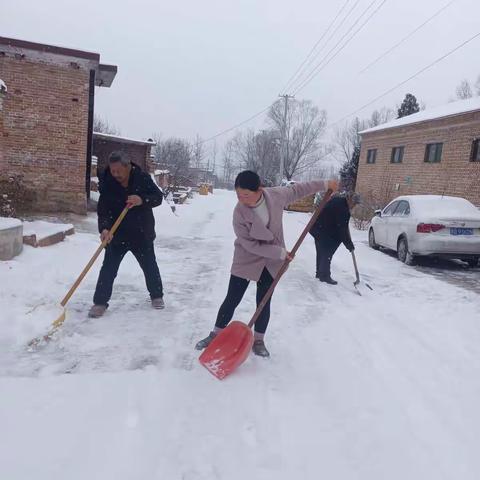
[88,304,107,318]
[252,339,270,358]
[151,297,165,309]
[195,331,217,350]
[319,276,338,285]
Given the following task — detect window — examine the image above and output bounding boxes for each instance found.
[383,201,399,216]
[391,146,404,164]
[471,139,480,162]
[393,200,410,217]
[366,149,377,164]
[424,143,443,163]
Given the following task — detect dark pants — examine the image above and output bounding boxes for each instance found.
[314,236,340,279]
[93,240,163,306]
[215,268,274,334]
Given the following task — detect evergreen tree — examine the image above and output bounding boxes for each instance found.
[339,145,360,192]
[397,93,420,118]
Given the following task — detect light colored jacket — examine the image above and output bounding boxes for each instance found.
[231,180,327,281]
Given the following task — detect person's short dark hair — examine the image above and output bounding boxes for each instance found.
[234,170,261,191]
[108,151,130,166]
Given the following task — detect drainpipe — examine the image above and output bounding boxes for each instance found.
[85,69,95,201]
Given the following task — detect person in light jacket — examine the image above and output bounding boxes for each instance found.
[195,170,335,357]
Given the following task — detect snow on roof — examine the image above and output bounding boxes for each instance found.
[93,131,156,146]
[0,79,6,93]
[360,97,480,135]
[0,217,22,231]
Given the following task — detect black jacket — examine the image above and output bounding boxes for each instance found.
[97,163,163,245]
[309,196,354,251]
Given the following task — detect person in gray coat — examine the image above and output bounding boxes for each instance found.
[195,170,335,357]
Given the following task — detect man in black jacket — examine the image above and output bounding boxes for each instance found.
[88,151,165,318]
[309,192,360,285]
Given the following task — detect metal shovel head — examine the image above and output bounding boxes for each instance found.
[199,321,254,380]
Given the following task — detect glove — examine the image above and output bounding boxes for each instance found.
[348,244,355,252]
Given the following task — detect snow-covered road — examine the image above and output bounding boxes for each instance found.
[1,189,479,480]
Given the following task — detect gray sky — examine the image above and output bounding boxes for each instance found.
[3,0,480,150]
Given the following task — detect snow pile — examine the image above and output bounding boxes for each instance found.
[23,220,74,242]
[0,217,22,230]
[0,78,6,93]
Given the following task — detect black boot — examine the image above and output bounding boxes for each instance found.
[319,276,338,285]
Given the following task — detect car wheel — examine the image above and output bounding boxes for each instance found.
[368,228,379,250]
[467,257,479,268]
[397,236,414,265]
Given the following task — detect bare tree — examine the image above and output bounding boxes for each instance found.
[154,137,192,190]
[268,99,328,180]
[192,134,205,169]
[222,138,236,187]
[93,115,121,135]
[475,75,480,96]
[455,79,473,100]
[230,130,281,186]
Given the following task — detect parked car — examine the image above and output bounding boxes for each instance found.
[369,195,480,267]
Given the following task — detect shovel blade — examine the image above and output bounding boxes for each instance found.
[199,321,254,380]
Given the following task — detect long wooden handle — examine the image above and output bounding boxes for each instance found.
[351,251,360,283]
[247,189,334,329]
[60,206,130,306]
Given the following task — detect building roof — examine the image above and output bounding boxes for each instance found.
[0,36,117,87]
[360,97,480,135]
[93,131,156,146]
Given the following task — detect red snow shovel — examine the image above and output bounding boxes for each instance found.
[199,188,335,380]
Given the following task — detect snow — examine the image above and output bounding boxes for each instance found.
[0,217,22,230]
[23,220,74,241]
[93,131,156,145]
[403,195,480,218]
[0,78,6,92]
[360,97,480,134]
[1,191,480,479]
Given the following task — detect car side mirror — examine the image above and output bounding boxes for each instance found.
[375,209,382,217]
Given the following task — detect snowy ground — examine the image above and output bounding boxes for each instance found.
[1,189,479,480]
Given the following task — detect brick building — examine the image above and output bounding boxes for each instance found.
[93,132,155,175]
[0,36,117,214]
[357,97,480,208]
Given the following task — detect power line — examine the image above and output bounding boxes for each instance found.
[331,30,480,127]
[280,0,356,95]
[359,0,456,74]
[292,0,388,95]
[199,105,272,145]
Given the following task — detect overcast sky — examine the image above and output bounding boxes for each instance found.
[3,0,480,152]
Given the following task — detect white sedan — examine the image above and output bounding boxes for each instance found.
[369,195,480,267]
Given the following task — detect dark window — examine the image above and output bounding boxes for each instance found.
[391,146,404,164]
[393,200,410,217]
[383,201,399,216]
[471,139,480,162]
[424,143,443,163]
[366,149,377,164]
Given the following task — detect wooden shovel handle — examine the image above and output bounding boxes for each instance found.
[247,189,334,329]
[60,206,130,307]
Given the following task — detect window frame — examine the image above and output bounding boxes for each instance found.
[366,148,377,164]
[390,146,405,164]
[424,142,443,163]
[471,139,480,162]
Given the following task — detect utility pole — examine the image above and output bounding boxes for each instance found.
[278,94,294,184]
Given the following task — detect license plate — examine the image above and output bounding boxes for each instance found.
[450,228,474,235]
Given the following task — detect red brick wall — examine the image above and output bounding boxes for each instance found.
[0,55,89,213]
[357,111,480,207]
[93,139,152,174]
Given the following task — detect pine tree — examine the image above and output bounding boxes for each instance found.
[397,93,420,118]
[339,145,360,192]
